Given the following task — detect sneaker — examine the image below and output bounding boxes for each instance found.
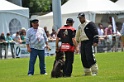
[44,73,48,75]
[28,74,33,76]
[41,73,48,75]
[92,73,97,76]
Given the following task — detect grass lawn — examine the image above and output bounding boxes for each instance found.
[0,52,124,82]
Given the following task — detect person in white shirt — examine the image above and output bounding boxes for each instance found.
[97,23,105,53]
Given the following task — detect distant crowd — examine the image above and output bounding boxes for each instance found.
[0,26,58,44]
[0,22,124,53]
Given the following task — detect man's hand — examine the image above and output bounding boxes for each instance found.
[93,43,98,46]
[75,47,79,53]
[45,45,51,51]
[27,47,31,52]
[27,44,31,52]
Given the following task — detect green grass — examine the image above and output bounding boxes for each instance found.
[0,52,124,82]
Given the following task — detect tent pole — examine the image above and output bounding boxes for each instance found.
[52,0,62,31]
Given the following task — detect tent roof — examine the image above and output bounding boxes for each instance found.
[62,0,124,14]
[115,0,124,7]
[42,0,124,17]
[0,0,29,18]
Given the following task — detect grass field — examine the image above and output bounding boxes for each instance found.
[0,52,124,82]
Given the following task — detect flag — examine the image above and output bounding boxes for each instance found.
[111,17,116,34]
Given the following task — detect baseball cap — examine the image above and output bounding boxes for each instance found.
[108,25,112,28]
[77,12,85,18]
[31,19,39,23]
[66,18,74,23]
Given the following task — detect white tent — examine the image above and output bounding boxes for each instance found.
[115,0,124,7]
[115,0,124,19]
[37,0,124,33]
[0,0,29,35]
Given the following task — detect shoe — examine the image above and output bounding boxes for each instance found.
[28,74,33,76]
[44,73,48,75]
[41,73,48,75]
[92,73,97,76]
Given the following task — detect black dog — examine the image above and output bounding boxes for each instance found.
[51,51,65,78]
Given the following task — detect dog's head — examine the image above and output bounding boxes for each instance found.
[55,51,64,60]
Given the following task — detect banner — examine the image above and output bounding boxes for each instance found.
[112,17,116,34]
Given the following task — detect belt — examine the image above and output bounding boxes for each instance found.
[81,40,89,42]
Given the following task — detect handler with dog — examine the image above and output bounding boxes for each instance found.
[56,18,78,77]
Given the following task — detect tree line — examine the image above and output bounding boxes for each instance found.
[22,0,68,15]
[22,0,117,16]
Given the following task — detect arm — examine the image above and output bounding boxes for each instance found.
[26,29,31,52]
[76,26,81,44]
[72,29,79,53]
[89,22,99,46]
[56,37,59,50]
[56,29,60,51]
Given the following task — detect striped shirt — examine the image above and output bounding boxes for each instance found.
[26,27,48,50]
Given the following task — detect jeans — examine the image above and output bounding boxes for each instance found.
[28,48,46,75]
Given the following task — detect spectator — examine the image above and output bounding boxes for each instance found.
[26,19,49,76]
[97,23,105,53]
[20,31,26,44]
[0,33,6,59]
[44,26,48,34]
[13,31,22,44]
[104,24,113,51]
[0,33,8,59]
[5,33,15,58]
[12,31,22,57]
[51,28,57,40]
[0,33,6,42]
[46,31,53,42]
[120,23,124,49]
[111,27,121,52]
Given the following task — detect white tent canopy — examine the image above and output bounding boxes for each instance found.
[115,0,124,21]
[38,0,124,33]
[115,0,124,7]
[0,0,29,35]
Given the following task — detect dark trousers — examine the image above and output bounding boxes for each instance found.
[80,40,96,68]
[0,43,9,59]
[63,51,74,76]
[6,43,15,58]
[0,43,3,59]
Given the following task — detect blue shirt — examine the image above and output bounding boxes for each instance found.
[26,27,48,50]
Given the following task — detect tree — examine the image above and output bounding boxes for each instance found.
[22,0,68,15]
[22,0,51,15]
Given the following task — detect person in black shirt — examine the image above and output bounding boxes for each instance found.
[56,18,78,77]
[0,33,6,59]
